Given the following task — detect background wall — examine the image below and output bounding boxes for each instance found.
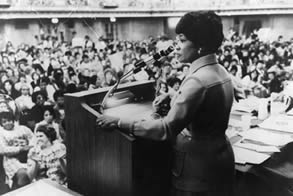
[2,14,293,48]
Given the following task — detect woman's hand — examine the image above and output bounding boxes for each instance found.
[20,145,33,152]
[38,120,48,126]
[96,115,120,129]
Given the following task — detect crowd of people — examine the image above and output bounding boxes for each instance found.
[0,26,293,194]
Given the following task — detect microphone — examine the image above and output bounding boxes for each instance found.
[133,46,174,73]
[100,46,174,111]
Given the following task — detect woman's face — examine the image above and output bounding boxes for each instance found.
[175,34,197,63]
[173,82,180,91]
[4,82,12,91]
[44,110,53,123]
[251,71,257,79]
[1,118,14,130]
[160,83,167,93]
[3,57,9,64]
[6,69,13,77]
[268,72,275,80]
[21,87,30,96]
[182,66,190,75]
[105,72,113,83]
[36,131,50,148]
[36,94,45,105]
[32,73,40,81]
[1,75,8,84]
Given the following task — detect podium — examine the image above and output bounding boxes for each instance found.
[65,80,171,196]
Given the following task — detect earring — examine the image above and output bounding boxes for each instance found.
[198,48,202,55]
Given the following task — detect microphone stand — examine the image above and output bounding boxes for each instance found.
[99,67,138,113]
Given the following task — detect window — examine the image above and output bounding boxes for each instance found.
[242,20,261,37]
[105,22,117,40]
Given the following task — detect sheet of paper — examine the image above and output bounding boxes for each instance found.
[5,180,76,196]
[258,114,293,133]
[286,108,293,116]
[234,153,246,164]
[234,140,280,153]
[238,128,293,146]
[233,146,271,164]
[108,51,124,72]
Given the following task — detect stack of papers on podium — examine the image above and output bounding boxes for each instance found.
[287,108,293,116]
[232,98,259,112]
[233,146,270,164]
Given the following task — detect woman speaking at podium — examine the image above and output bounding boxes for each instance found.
[96,11,235,196]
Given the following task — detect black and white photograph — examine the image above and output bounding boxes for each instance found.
[0,0,293,195]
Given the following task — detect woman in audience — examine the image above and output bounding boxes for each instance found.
[101,68,117,87]
[241,66,266,96]
[14,74,33,94]
[30,72,40,90]
[0,110,34,190]
[15,83,34,112]
[27,125,66,185]
[34,105,62,142]
[1,80,20,100]
[27,91,48,130]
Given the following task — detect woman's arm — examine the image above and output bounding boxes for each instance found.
[0,134,21,156]
[27,159,39,181]
[118,77,206,140]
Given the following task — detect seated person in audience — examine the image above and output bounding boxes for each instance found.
[101,68,117,87]
[229,65,246,101]
[34,105,63,142]
[53,90,65,117]
[267,70,283,94]
[30,72,40,90]
[15,84,34,112]
[0,80,20,100]
[0,110,34,189]
[167,77,181,98]
[242,66,267,96]
[14,74,33,95]
[152,80,171,118]
[36,76,56,102]
[177,63,190,81]
[27,125,66,185]
[27,91,49,130]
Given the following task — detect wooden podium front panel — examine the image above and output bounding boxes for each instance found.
[65,81,171,196]
[65,94,134,196]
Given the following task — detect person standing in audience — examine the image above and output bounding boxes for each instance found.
[96,11,235,196]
